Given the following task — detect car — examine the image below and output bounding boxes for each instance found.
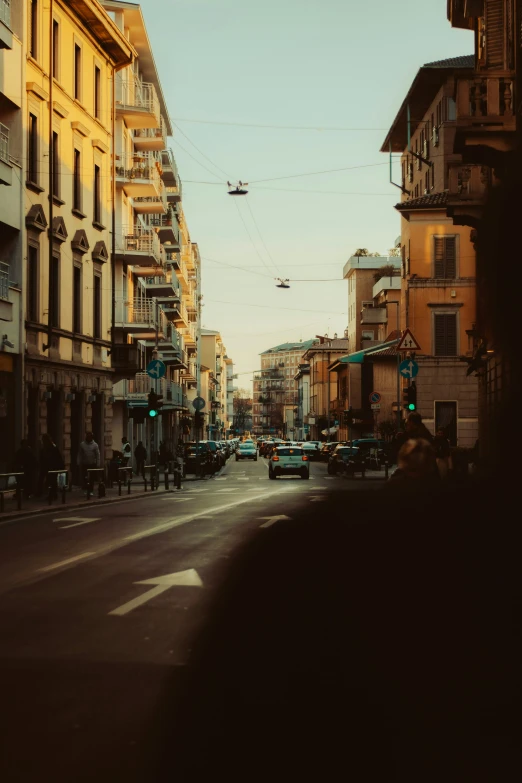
[268,446,310,480]
[327,445,363,475]
[182,442,216,477]
[199,440,226,469]
[319,442,337,462]
[236,442,257,461]
[301,442,321,461]
[351,438,390,466]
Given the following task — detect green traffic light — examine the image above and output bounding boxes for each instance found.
[408,403,416,411]
[149,409,158,417]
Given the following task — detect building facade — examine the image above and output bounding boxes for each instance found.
[344,255,401,352]
[201,329,229,440]
[301,336,349,441]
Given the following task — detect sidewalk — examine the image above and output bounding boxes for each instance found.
[0,472,186,524]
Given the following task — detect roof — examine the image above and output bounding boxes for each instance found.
[395,191,449,212]
[302,338,349,358]
[261,339,314,354]
[381,54,474,152]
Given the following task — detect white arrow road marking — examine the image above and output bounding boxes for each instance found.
[309,496,326,502]
[39,552,96,572]
[108,569,203,616]
[258,515,291,529]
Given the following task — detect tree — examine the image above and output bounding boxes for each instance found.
[388,247,401,257]
[374,264,400,282]
[353,248,381,258]
[233,389,252,433]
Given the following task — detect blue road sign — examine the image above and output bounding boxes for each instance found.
[369,391,381,404]
[399,359,419,379]
[192,396,206,411]
[146,359,166,379]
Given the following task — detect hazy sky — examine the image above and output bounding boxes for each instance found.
[140,0,473,389]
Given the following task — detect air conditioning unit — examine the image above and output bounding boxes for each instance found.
[432,127,439,147]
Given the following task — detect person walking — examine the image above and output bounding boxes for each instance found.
[121,436,132,467]
[433,428,452,480]
[12,440,38,498]
[77,432,100,491]
[386,437,441,489]
[37,433,65,498]
[134,441,147,478]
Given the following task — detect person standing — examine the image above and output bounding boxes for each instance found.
[121,436,132,467]
[433,428,452,480]
[134,441,147,478]
[77,432,100,490]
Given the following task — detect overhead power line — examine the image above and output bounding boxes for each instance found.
[174,117,389,132]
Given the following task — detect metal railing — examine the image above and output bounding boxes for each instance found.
[115,297,168,332]
[116,75,160,124]
[134,118,166,144]
[0,0,10,29]
[133,187,167,212]
[115,151,163,184]
[117,226,161,262]
[0,122,9,164]
[0,261,9,300]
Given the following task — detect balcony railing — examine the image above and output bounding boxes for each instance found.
[115,297,168,333]
[110,343,142,375]
[0,122,9,164]
[116,76,161,128]
[133,186,167,214]
[0,261,9,300]
[116,226,161,265]
[448,163,489,201]
[115,152,163,197]
[134,118,167,151]
[456,77,516,127]
[0,0,10,27]
[360,307,387,324]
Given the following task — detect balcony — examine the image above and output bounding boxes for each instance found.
[115,226,161,269]
[115,297,167,338]
[168,251,189,291]
[133,188,167,215]
[133,119,167,152]
[455,76,516,149]
[148,211,180,248]
[110,343,142,379]
[140,273,181,299]
[156,295,188,327]
[182,359,198,383]
[0,0,12,50]
[161,149,182,201]
[0,122,11,186]
[115,152,163,198]
[162,380,185,409]
[115,76,161,129]
[360,306,387,324]
[179,322,196,347]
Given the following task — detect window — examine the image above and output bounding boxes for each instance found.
[73,264,82,333]
[93,164,101,224]
[434,313,457,356]
[73,148,82,211]
[49,253,60,328]
[27,244,39,321]
[431,161,435,190]
[28,113,38,184]
[94,66,101,119]
[52,19,59,78]
[74,43,81,100]
[52,131,60,198]
[434,236,457,278]
[30,0,38,59]
[424,170,430,193]
[93,274,101,338]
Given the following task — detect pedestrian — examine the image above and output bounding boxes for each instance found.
[433,428,452,480]
[77,431,100,491]
[134,441,147,478]
[121,436,132,467]
[391,411,434,464]
[37,433,65,498]
[12,439,38,498]
[386,437,440,489]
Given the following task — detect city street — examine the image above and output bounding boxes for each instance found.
[0,456,385,782]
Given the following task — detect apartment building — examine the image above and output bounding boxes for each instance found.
[446,0,519,464]
[293,363,310,441]
[22,0,133,480]
[103,1,197,459]
[224,355,236,434]
[252,340,313,437]
[0,0,23,470]
[344,254,401,352]
[201,329,229,440]
[381,55,480,446]
[301,336,349,441]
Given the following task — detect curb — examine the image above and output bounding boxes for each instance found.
[0,486,178,525]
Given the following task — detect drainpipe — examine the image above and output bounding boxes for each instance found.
[43,0,54,355]
[111,65,116,353]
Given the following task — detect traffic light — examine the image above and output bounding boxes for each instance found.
[147,389,163,417]
[343,408,353,425]
[403,381,417,411]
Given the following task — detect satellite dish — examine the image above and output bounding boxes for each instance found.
[276,278,290,289]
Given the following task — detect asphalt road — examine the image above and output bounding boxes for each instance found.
[0,454,384,782]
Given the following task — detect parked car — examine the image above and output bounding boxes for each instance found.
[352,438,389,466]
[268,446,310,480]
[319,442,337,462]
[236,442,258,461]
[182,442,216,477]
[327,445,363,475]
[199,440,226,469]
[301,442,321,461]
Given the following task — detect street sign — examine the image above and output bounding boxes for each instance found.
[146,359,166,379]
[399,359,419,378]
[369,391,381,404]
[397,328,421,352]
[192,396,206,411]
[371,403,381,410]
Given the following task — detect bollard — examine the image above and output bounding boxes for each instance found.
[61,485,66,504]
[361,463,366,480]
[144,477,148,492]
[384,460,389,480]
[164,471,169,490]
[118,479,122,497]
[98,480,106,498]
[151,470,156,491]
[176,468,181,490]
[127,477,131,495]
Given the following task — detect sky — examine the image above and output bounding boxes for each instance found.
[140,0,474,390]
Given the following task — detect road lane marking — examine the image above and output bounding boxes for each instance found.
[60,518,102,529]
[161,497,194,502]
[53,516,101,524]
[216,488,238,493]
[38,552,96,572]
[309,496,326,502]
[109,569,203,616]
[259,515,291,528]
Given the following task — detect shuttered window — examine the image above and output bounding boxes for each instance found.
[486,0,504,68]
[434,314,457,356]
[434,236,457,278]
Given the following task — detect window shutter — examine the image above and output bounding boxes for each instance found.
[434,314,457,356]
[434,237,445,278]
[486,0,504,68]
[434,236,457,278]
